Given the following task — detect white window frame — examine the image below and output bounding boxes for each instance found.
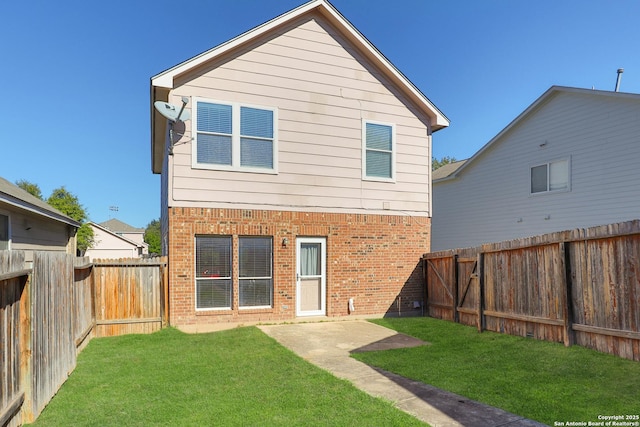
[362,119,396,182]
[530,158,571,195]
[0,210,10,251]
[194,236,232,311]
[192,97,278,174]
[238,237,273,309]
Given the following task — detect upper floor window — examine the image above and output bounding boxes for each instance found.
[362,120,395,181]
[193,98,277,173]
[0,213,9,250]
[531,159,569,194]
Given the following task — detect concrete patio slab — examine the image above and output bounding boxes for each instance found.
[258,320,547,427]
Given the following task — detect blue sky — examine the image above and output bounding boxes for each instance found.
[2,0,639,229]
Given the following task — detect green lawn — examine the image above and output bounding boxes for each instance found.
[29,327,425,427]
[352,317,640,426]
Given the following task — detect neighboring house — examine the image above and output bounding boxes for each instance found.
[99,218,148,250]
[85,221,149,260]
[432,86,640,251]
[0,176,79,264]
[150,0,449,327]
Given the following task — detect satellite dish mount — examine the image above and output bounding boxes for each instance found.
[154,97,190,123]
[154,97,191,154]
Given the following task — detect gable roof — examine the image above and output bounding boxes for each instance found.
[432,159,467,181]
[89,222,148,249]
[0,176,80,228]
[99,218,144,234]
[150,0,449,173]
[433,86,640,183]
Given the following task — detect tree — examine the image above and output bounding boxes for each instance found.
[16,179,43,200]
[144,219,161,255]
[47,187,94,254]
[432,156,457,171]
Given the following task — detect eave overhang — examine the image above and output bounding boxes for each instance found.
[150,0,449,174]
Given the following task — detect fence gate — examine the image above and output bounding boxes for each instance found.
[424,253,456,321]
[425,252,482,329]
[456,257,481,329]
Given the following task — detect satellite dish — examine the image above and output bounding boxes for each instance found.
[154,100,191,122]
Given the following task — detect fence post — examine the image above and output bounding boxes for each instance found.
[561,242,575,346]
[477,251,484,332]
[453,254,459,323]
[19,273,33,423]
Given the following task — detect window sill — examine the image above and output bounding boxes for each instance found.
[238,306,274,313]
[195,308,233,314]
[196,308,233,316]
[192,163,278,175]
[194,308,274,316]
[529,188,571,197]
[362,176,396,183]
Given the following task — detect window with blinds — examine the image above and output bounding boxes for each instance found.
[196,103,232,166]
[194,99,276,172]
[195,236,232,309]
[194,235,274,311]
[363,120,395,181]
[238,237,272,308]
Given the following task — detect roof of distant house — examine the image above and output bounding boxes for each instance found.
[89,222,148,249]
[432,160,467,181]
[99,218,144,234]
[0,176,80,227]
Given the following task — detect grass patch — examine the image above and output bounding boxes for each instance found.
[351,317,640,425]
[29,327,425,427]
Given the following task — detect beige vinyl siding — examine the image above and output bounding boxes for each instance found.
[432,91,640,251]
[85,226,141,261]
[167,14,431,216]
[7,209,72,262]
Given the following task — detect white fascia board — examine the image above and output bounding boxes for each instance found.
[151,0,324,90]
[0,195,80,228]
[150,0,448,128]
[318,1,449,129]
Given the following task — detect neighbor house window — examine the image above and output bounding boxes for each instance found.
[531,159,569,194]
[194,98,277,172]
[0,213,9,250]
[238,237,273,308]
[195,236,232,309]
[363,120,395,181]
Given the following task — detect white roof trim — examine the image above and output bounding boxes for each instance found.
[0,194,80,228]
[150,0,448,128]
[152,0,323,89]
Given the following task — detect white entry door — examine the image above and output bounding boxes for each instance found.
[296,237,326,316]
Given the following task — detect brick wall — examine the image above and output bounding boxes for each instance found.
[168,207,430,327]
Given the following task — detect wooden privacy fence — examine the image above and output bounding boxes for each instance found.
[92,258,168,337]
[423,219,640,361]
[0,252,167,426]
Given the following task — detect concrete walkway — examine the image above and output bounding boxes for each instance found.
[258,320,547,427]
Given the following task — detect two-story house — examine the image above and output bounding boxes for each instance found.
[150,0,448,328]
[431,86,640,251]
